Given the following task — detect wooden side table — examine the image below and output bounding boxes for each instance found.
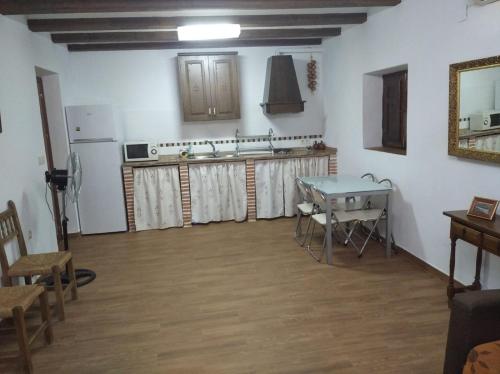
[443,211,500,302]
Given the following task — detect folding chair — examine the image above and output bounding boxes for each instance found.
[306,186,359,262]
[343,178,392,258]
[295,178,315,246]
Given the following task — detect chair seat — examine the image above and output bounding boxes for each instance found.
[312,209,384,226]
[0,285,44,318]
[297,203,314,215]
[312,210,357,225]
[8,251,72,277]
[349,208,384,222]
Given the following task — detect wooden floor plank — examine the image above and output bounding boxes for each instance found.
[0,219,449,373]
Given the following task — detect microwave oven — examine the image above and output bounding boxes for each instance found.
[124,142,159,162]
[470,111,500,131]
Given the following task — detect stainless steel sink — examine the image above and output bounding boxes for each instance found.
[188,153,236,160]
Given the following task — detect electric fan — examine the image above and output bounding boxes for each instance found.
[44,152,96,288]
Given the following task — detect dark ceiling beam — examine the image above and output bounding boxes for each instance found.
[2,0,401,15]
[52,28,341,44]
[67,38,323,52]
[29,13,366,32]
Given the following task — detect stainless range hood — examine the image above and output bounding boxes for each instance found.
[261,55,305,115]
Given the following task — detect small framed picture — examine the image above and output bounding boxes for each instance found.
[467,197,499,221]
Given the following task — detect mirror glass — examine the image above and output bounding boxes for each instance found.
[458,66,500,152]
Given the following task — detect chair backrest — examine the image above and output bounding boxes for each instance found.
[310,186,326,208]
[366,179,393,210]
[361,173,377,182]
[296,178,312,203]
[0,201,28,282]
[345,173,377,203]
[378,178,393,189]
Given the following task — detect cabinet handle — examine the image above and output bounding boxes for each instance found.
[208,107,212,115]
[213,107,216,116]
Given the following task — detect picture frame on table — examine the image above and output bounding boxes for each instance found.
[467,196,499,221]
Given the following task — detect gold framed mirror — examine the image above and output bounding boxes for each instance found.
[449,55,500,164]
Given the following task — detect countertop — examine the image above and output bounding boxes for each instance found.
[123,147,337,168]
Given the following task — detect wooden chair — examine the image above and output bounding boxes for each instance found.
[0,200,78,321]
[0,285,53,374]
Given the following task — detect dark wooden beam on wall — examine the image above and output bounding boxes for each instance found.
[28,13,366,32]
[2,0,401,15]
[52,28,341,44]
[67,38,323,52]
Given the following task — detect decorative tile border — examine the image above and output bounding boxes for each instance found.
[159,134,323,147]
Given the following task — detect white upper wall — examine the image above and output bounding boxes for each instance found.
[63,48,325,145]
[0,15,69,264]
[324,0,500,288]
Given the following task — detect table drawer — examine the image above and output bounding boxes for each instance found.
[451,222,482,246]
[483,234,500,255]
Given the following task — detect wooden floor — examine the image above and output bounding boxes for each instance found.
[0,219,450,373]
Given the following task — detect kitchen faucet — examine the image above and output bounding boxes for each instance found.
[206,140,219,157]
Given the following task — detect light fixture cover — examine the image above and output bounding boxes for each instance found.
[177,24,241,41]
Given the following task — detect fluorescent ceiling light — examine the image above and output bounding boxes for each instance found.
[177,24,241,41]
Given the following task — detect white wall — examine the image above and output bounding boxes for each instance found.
[0,15,69,273]
[63,47,325,152]
[324,0,500,288]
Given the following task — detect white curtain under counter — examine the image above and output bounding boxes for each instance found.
[189,162,247,224]
[255,157,329,219]
[133,166,184,231]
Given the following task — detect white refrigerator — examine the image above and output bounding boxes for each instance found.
[66,105,127,235]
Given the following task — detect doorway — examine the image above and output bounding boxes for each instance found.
[36,76,63,247]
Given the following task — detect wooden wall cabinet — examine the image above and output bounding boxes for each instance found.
[178,52,240,122]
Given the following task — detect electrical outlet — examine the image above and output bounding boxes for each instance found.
[28,230,33,240]
[38,155,46,166]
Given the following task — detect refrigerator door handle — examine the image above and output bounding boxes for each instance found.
[72,138,116,144]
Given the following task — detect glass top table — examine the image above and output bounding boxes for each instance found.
[299,175,393,265]
[300,175,391,197]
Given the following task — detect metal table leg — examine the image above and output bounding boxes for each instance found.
[325,197,333,265]
[386,192,392,258]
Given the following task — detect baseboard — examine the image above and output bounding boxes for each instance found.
[396,245,465,288]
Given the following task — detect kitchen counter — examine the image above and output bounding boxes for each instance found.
[123,147,337,168]
[122,147,338,231]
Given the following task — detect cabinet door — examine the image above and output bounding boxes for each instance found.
[209,55,241,120]
[178,55,213,122]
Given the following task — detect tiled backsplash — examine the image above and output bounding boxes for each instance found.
[157,134,324,155]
